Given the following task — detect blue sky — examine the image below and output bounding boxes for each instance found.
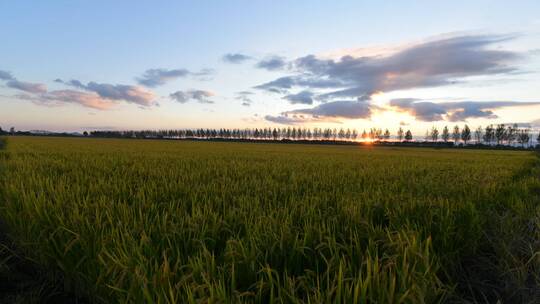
[1,1,540,133]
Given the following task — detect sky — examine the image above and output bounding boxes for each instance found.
[1,1,540,134]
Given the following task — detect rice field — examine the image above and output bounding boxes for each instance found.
[0,136,539,303]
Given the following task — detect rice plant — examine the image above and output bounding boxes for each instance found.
[0,136,538,303]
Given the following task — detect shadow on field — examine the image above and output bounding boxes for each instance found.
[451,152,540,303]
[0,228,88,303]
[0,137,87,304]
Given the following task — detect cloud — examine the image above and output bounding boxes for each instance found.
[255,34,522,101]
[136,68,190,87]
[84,82,155,106]
[4,72,155,109]
[390,99,540,121]
[55,79,85,89]
[136,68,214,87]
[57,79,156,106]
[235,91,254,106]
[254,77,294,93]
[6,80,47,94]
[283,90,314,105]
[237,90,253,95]
[265,99,374,124]
[43,90,117,109]
[14,90,117,110]
[0,70,14,81]
[264,114,308,125]
[191,68,214,78]
[287,99,373,119]
[256,56,287,71]
[223,53,252,64]
[254,76,341,94]
[169,90,215,104]
[0,70,47,93]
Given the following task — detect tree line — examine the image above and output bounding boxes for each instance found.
[88,124,540,148]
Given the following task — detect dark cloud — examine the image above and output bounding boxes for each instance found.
[169,90,215,104]
[254,76,341,94]
[287,99,373,119]
[283,90,314,105]
[6,80,47,94]
[0,70,14,81]
[256,34,521,101]
[390,98,447,121]
[223,53,252,64]
[56,79,156,106]
[254,76,294,93]
[265,99,374,124]
[390,99,540,121]
[256,56,287,71]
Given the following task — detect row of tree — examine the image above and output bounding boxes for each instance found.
[418,124,536,147]
[0,127,16,135]
[89,124,540,148]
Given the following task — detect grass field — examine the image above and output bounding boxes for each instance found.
[0,136,539,303]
